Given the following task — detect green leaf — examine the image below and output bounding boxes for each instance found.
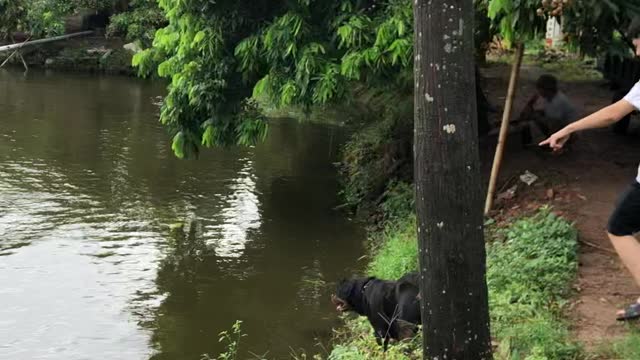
[171,131,185,159]
[193,30,206,43]
[340,51,363,79]
[253,75,270,98]
[201,123,217,147]
[279,80,299,106]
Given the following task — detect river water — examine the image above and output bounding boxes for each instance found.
[0,70,365,359]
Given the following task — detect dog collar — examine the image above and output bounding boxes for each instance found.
[362,278,374,290]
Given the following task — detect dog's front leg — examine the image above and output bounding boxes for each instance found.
[374,331,382,346]
[383,336,390,352]
[374,330,390,352]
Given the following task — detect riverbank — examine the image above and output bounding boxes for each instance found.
[325,195,581,359]
[0,36,135,75]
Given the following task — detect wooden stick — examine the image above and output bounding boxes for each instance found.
[612,291,640,296]
[1,34,33,70]
[497,174,517,194]
[0,31,93,53]
[484,43,525,215]
[18,52,28,72]
[0,50,19,68]
[579,239,616,255]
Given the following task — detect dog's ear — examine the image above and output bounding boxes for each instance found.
[335,278,351,295]
[336,278,348,290]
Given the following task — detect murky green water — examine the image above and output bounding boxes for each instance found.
[0,70,365,359]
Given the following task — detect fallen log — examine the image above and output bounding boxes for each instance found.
[0,31,93,53]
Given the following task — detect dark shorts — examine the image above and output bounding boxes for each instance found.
[608,181,640,236]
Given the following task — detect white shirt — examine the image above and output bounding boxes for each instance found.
[623,82,640,182]
[532,91,578,127]
[544,92,578,126]
[544,91,578,125]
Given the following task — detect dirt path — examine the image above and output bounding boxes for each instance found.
[480,62,640,349]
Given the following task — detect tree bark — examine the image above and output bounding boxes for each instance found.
[484,43,525,214]
[413,0,493,359]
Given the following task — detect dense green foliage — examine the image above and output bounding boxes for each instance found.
[329,316,421,359]
[0,0,115,38]
[0,0,164,43]
[338,110,412,211]
[488,210,580,359]
[332,201,581,360]
[0,0,25,39]
[486,0,639,55]
[107,0,165,47]
[599,331,640,359]
[487,0,546,44]
[132,0,417,157]
[562,0,640,56]
[131,0,497,158]
[0,0,65,38]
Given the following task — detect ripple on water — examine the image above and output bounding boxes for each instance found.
[202,159,261,258]
[0,159,164,359]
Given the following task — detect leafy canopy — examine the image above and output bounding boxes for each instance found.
[134,0,415,158]
[485,0,640,55]
[107,0,165,47]
[486,0,546,44]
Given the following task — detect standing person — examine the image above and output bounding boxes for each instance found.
[540,17,640,320]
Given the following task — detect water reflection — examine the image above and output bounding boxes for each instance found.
[205,158,261,258]
[0,158,161,360]
[0,69,365,360]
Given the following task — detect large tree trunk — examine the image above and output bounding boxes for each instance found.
[413,0,493,359]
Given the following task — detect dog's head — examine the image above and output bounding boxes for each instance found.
[331,293,350,312]
[331,277,373,314]
[331,279,355,312]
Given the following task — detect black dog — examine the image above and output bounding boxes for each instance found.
[331,272,421,350]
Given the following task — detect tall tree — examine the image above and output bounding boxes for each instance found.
[413,0,492,358]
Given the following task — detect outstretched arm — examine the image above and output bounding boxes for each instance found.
[540,99,637,150]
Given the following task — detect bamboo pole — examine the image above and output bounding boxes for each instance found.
[484,43,525,215]
[0,50,19,68]
[0,31,93,53]
[18,52,28,72]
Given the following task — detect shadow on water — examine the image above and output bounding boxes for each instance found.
[0,69,365,359]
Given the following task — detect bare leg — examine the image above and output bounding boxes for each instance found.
[609,233,640,284]
[608,232,640,316]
